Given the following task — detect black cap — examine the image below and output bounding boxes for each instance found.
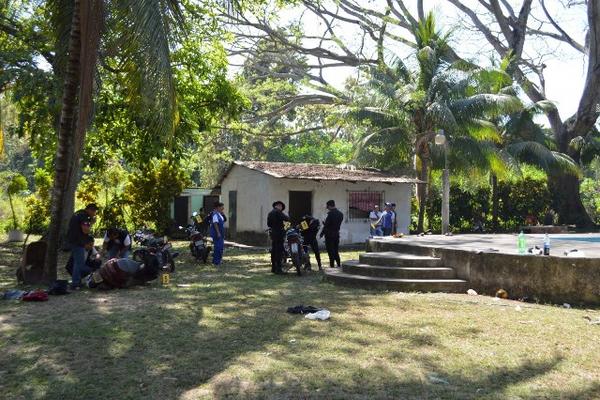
[272,201,285,210]
[326,200,335,207]
[391,203,396,207]
[86,203,99,211]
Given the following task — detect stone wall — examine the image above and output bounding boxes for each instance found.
[367,240,600,305]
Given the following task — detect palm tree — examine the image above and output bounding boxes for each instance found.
[348,13,521,232]
[43,0,184,282]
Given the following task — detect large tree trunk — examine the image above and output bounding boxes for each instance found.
[548,171,594,228]
[44,0,101,282]
[43,0,82,283]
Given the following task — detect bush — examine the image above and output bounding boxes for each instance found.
[7,173,28,230]
[24,169,52,234]
[125,159,190,234]
[422,174,551,233]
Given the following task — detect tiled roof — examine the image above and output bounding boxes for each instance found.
[224,161,421,184]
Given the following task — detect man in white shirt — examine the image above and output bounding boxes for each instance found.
[369,205,383,237]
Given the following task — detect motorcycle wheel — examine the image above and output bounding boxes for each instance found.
[202,248,210,264]
[291,252,303,276]
[303,253,311,271]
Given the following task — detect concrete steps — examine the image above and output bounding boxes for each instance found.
[324,251,468,293]
[342,260,457,279]
[359,252,443,267]
[324,269,468,292]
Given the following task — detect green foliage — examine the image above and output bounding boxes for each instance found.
[76,175,101,206]
[423,172,552,233]
[125,159,190,234]
[24,168,52,233]
[6,173,28,229]
[98,195,128,231]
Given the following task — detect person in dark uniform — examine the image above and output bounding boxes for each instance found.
[299,214,322,270]
[66,203,98,289]
[320,200,343,268]
[267,201,289,274]
[103,227,132,259]
[66,235,102,277]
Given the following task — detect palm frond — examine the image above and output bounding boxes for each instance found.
[506,141,579,175]
[118,0,185,139]
[451,93,522,120]
[426,101,458,132]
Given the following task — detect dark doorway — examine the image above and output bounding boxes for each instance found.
[174,196,190,227]
[203,195,219,213]
[228,191,237,238]
[289,191,312,225]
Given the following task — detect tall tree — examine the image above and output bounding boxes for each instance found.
[43,0,184,282]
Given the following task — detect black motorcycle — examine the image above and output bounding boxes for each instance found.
[132,229,178,272]
[180,224,212,263]
[283,227,311,275]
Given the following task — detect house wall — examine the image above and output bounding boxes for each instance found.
[220,165,414,245]
[169,188,214,221]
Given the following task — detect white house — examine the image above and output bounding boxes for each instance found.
[216,161,420,245]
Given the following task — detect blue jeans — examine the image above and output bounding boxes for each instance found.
[212,236,224,265]
[108,248,130,259]
[71,246,86,287]
[370,226,383,236]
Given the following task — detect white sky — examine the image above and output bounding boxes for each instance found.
[264,0,589,122]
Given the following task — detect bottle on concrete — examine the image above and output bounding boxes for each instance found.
[518,231,527,255]
[543,233,550,256]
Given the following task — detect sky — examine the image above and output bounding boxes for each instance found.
[267,0,590,123]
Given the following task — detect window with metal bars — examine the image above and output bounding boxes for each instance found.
[347,191,384,221]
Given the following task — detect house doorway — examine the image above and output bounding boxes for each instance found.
[288,191,312,225]
[174,196,190,227]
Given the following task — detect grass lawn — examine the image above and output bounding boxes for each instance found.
[1,237,600,400]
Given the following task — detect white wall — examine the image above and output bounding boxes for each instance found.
[220,166,414,244]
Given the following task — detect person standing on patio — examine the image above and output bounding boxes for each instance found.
[369,204,383,237]
[381,203,393,236]
[320,200,343,268]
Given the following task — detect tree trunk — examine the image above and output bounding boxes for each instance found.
[43,0,101,282]
[491,174,498,232]
[548,171,594,228]
[416,155,429,233]
[43,0,82,283]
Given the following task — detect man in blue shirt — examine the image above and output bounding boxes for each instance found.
[210,202,226,266]
[381,203,393,236]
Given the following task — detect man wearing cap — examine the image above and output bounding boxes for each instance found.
[66,203,98,289]
[267,201,289,274]
[320,200,344,268]
[381,203,393,236]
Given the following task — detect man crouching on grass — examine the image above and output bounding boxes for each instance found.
[66,203,98,290]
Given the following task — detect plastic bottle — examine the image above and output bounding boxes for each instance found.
[543,233,550,256]
[518,231,526,255]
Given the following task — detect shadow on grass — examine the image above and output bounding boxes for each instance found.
[1,244,598,399]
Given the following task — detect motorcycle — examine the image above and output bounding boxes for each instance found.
[132,229,178,272]
[180,224,212,263]
[283,226,311,275]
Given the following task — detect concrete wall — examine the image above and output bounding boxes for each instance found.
[169,188,215,221]
[367,240,600,305]
[220,165,414,245]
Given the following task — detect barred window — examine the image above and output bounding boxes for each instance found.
[348,191,384,221]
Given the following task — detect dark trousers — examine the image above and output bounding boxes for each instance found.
[305,236,322,269]
[382,227,392,236]
[325,235,340,268]
[271,237,285,273]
